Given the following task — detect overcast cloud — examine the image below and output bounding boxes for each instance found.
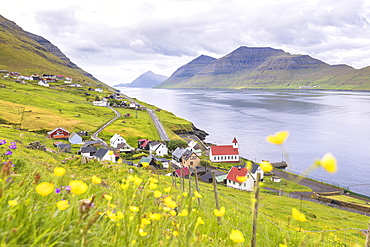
[2,0,370,85]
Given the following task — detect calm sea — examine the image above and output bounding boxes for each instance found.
[119,88,370,197]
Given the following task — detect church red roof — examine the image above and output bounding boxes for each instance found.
[210,145,239,155]
[226,166,248,182]
[232,137,238,143]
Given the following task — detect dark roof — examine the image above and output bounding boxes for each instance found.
[251,163,259,173]
[81,146,97,153]
[94,148,109,158]
[83,140,102,147]
[200,173,213,182]
[58,143,71,149]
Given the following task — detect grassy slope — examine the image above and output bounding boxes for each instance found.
[0,131,367,246]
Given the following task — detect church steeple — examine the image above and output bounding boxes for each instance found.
[232,137,238,149]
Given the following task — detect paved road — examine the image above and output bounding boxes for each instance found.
[147,108,170,141]
[120,93,170,141]
[91,106,121,147]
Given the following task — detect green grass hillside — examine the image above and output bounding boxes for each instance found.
[0,128,368,246]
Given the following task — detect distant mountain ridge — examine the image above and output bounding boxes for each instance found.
[0,14,101,84]
[121,71,168,88]
[156,46,370,90]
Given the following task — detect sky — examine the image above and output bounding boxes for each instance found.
[2,0,370,86]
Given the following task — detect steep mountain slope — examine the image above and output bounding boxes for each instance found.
[0,14,101,84]
[156,46,370,90]
[125,70,168,88]
[156,55,216,88]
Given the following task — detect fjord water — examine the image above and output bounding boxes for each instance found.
[120,88,370,197]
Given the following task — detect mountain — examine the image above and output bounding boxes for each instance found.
[122,71,168,88]
[156,46,370,90]
[0,14,102,85]
[156,55,216,88]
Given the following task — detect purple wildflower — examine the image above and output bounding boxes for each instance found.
[9,145,17,149]
[0,140,6,145]
[55,188,61,194]
[4,151,12,155]
[65,186,71,191]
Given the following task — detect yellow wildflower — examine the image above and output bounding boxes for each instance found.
[56,200,70,210]
[149,213,161,221]
[236,176,247,183]
[182,192,188,197]
[196,216,204,226]
[110,204,117,208]
[141,162,149,168]
[8,200,18,207]
[320,153,337,173]
[91,175,102,184]
[164,197,177,209]
[108,150,114,155]
[53,167,66,177]
[173,231,180,236]
[149,182,158,190]
[170,210,177,216]
[141,218,151,225]
[139,228,148,236]
[104,194,113,201]
[260,161,273,172]
[279,244,288,247]
[148,177,158,183]
[129,215,135,221]
[194,191,202,198]
[178,209,189,217]
[229,229,245,243]
[214,206,226,217]
[69,180,88,195]
[117,211,124,220]
[36,182,54,196]
[127,175,135,182]
[163,187,172,193]
[134,177,143,186]
[292,208,307,222]
[106,211,116,221]
[121,183,129,190]
[154,190,162,198]
[129,206,140,212]
[266,130,289,145]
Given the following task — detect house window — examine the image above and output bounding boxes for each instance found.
[190,162,193,166]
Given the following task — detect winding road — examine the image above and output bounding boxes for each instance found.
[91,106,121,147]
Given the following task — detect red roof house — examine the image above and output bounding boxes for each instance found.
[47,127,70,139]
[174,167,190,178]
[209,137,240,163]
[226,164,254,191]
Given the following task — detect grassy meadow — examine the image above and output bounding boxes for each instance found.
[0,77,369,246]
[0,129,368,246]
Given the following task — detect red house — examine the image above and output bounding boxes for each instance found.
[47,127,70,139]
[209,137,240,163]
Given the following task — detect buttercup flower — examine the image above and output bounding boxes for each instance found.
[8,200,18,207]
[214,206,226,217]
[292,208,307,222]
[129,206,140,212]
[164,197,177,209]
[69,180,88,195]
[54,167,66,177]
[163,187,172,193]
[148,177,158,183]
[134,177,143,186]
[154,190,162,198]
[141,162,149,168]
[319,153,337,173]
[182,192,188,197]
[196,216,204,226]
[121,183,129,190]
[36,182,54,196]
[266,131,289,145]
[149,182,158,190]
[229,229,245,243]
[149,213,161,221]
[104,194,113,201]
[56,200,70,210]
[178,209,189,217]
[236,176,247,183]
[260,161,273,172]
[279,244,288,247]
[108,151,114,156]
[194,191,202,198]
[91,175,102,184]
[139,228,148,237]
[141,218,151,225]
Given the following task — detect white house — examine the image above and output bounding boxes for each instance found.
[93,98,109,107]
[110,133,133,151]
[38,81,49,87]
[148,141,168,157]
[94,148,116,162]
[226,163,264,192]
[209,137,239,163]
[129,102,137,108]
[69,132,83,144]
